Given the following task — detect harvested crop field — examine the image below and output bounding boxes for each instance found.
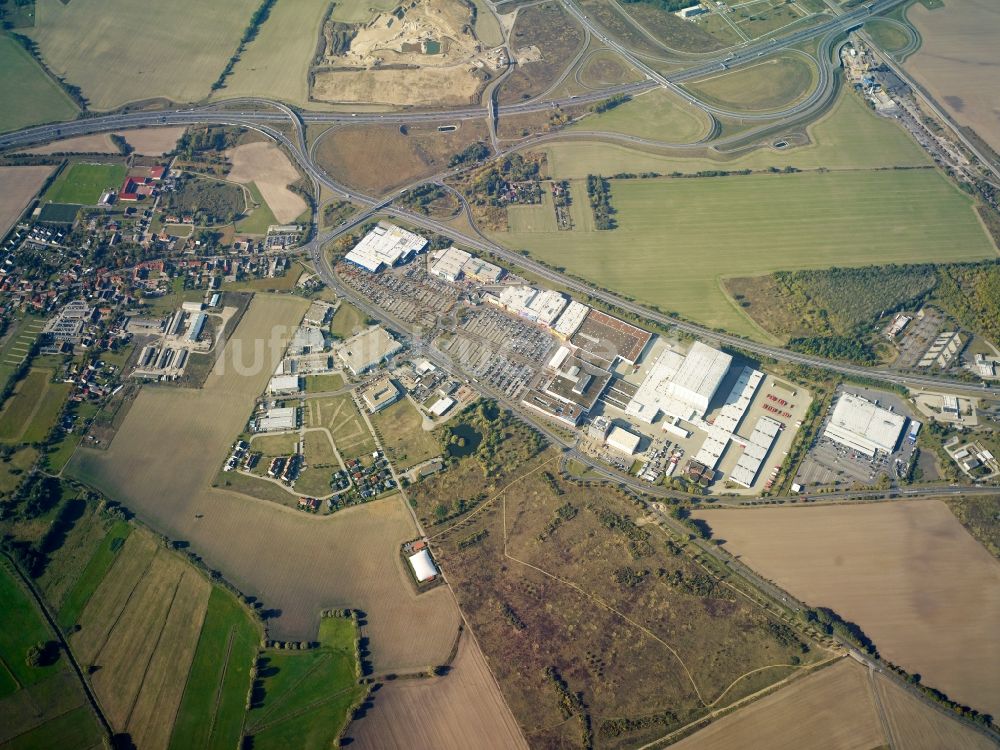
[71,529,212,746]
[27,0,258,110]
[215,0,329,106]
[348,629,528,750]
[22,134,117,155]
[672,659,883,750]
[226,141,307,224]
[117,127,187,156]
[697,500,1000,719]
[0,166,55,238]
[312,66,484,107]
[874,671,997,750]
[314,120,489,195]
[904,0,1000,155]
[68,295,460,671]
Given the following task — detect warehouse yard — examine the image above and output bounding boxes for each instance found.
[696,500,1000,720]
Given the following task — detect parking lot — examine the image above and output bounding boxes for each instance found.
[434,307,555,399]
[339,264,459,327]
[893,306,945,370]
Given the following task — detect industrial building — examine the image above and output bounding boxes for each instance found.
[429,246,472,282]
[303,301,334,327]
[729,416,783,488]
[269,374,301,395]
[627,342,732,423]
[522,351,612,426]
[692,367,763,471]
[492,286,568,327]
[256,406,298,432]
[344,222,428,272]
[462,257,503,283]
[429,396,455,417]
[606,425,641,455]
[552,300,590,338]
[822,392,907,457]
[570,309,652,367]
[407,549,438,582]
[360,377,401,413]
[289,326,327,356]
[335,326,403,375]
[186,312,206,343]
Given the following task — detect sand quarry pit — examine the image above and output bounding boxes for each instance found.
[226,141,308,224]
[68,295,459,672]
[697,499,1000,719]
[347,628,528,750]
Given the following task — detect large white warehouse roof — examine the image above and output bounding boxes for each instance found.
[823,392,906,457]
[408,549,439,582]
[344,222,427,272]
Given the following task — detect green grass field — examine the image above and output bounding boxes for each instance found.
[684,52,817,112]
[330,302,366,339]
[370,398,440,470]
[304,373,344,393]
[234,182,279,235]
[543,89,930,177]
[0,32,78,133]
[214,0,329,107]
[27,0,258,110]
[497,170,996,337]
[56,520,131,631]
[569,88,711,143]
[0,446,38,499]
[245,615,364,749]
[508,190,558,233]
[0,316,45,388]
[0,368,70,444]
[1,705,103,750]
[169,587,260,750]
[0,563,61,696]
[42,163,126,205]
[865,19,912,54]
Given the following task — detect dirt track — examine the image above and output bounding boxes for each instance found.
[697,500,1000,719]
[68,295,460,671]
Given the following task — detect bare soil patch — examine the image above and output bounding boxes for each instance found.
[21,134,117,155]
[697,500,1000,719]
[312,66,485,107]
[314,120,489,195]
[348,629,528,749]
[226,141,307,223]
[68,296,461,672]
[117,126,187,156]
[0,165,55,238]
[905,0,1000,155]
[673,659,883,750]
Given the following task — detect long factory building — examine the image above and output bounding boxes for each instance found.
[822,392,907,458]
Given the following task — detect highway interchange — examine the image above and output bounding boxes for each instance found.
[4,0,999,741]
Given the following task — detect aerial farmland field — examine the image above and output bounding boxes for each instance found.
[0,166,55,240]
[0,368,71,444]
[696,500,1000,720]
[226,141,307,224]
[0,32,78,133]
[26,0,258,110]
[214,0,329,107]
[68,295,461,672]
[496,169,995,337]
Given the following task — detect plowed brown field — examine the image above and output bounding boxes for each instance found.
[697,500,1000,719]
[347,628,527,750]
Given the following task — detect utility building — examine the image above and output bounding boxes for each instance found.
[627,342,732,423]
